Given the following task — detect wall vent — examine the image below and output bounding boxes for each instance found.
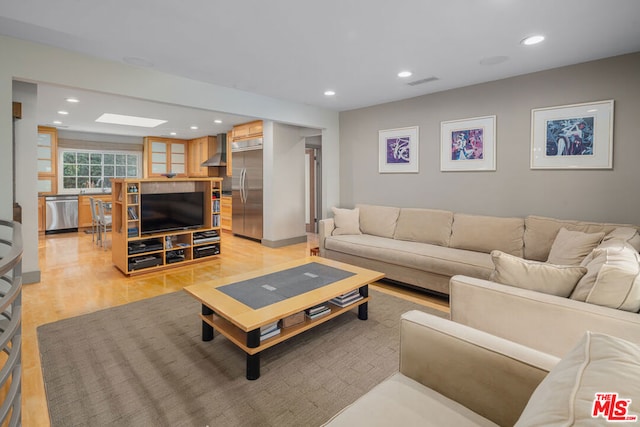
[407,76,439,86]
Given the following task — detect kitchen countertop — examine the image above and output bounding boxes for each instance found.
[39,192,112,197]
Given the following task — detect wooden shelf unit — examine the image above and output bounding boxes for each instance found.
[199,297,370,355]
[111,177,223,275]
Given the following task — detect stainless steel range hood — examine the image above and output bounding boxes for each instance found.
[201,133,227,167]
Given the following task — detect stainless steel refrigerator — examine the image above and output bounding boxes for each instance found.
[232,138,263,240]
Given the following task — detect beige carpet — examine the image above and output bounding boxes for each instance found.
[38,288,446,426]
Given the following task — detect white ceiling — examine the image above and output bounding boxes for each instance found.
[2,0,640,137]
[35,84,254,138]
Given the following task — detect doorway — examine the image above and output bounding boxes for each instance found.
[305,144,321,233]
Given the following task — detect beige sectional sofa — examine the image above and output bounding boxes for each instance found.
[324,310,640,426]
[319,204,638,295]
[450,274,640,357]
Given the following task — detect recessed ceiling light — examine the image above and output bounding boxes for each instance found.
[324,90,336,96]
[95,113,167,128]
[521,35,545,46]
[58,110,69,115]
[170,132,177,136]
[66,97,79,103]
[398,71,412,78]
[190,125,199,130]
[214,119,222,124]
[53,120,62,125]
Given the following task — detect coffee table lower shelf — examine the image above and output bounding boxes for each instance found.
[199,296,370,379]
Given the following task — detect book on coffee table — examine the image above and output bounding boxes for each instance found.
[305,303,331,320]
[330,290,364,307]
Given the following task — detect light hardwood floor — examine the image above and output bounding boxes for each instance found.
[23,231,448,426]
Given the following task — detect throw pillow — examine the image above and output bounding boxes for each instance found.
[546,227,605,266]
[331,207,362,236]
[582,243,640,312]
[515,332,640,426]
[491,250,586,297]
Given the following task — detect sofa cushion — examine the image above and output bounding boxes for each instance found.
[450,213,524,257]
[323,372,498,427]
[546,227,604,266]
[325,234,494,279]
[331,207,362,236]
[580,243,640,312]
[490,250,586,297]
[524,215,639,261]
[604,226,640,252]
[357,204,400,238]
[515,332,640,426]
[394,208,454,246]
[572,239,629,301]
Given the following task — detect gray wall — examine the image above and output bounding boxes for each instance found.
[339,52,640,224]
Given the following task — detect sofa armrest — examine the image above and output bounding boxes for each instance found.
[318,218,335,256]
[400,310,557,427]
[450,275,640,358]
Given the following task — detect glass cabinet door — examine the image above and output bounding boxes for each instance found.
[37,126,58,194]
[37,132,53,174]
[150,141,169,174]
[170,143,185,174]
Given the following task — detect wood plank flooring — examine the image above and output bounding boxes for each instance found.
[23,231,448,426]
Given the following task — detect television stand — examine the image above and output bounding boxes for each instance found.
[111,178,223,275]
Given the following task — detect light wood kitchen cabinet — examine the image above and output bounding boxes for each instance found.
[232,120,263,141]
[38,196,45,232]
[38,126,58,195]
[143,137,188,178]
[221,196,232,231]
[188,136,214,177]
[78,194,112,228]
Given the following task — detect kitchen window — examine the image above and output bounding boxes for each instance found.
[58,149,141,193]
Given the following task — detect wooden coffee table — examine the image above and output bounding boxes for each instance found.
[184,257,384,380]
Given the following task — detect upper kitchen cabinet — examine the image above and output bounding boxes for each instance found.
[37,126,58,195]
[231,120,263,141]
[143,137,188,178]
[188,136,214,177]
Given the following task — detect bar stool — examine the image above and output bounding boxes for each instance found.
[97,200,112,249]
[89,197,101,245]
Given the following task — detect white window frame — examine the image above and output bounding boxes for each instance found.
[57,148,142,194]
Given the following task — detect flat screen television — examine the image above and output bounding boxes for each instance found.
[140,192,205,235]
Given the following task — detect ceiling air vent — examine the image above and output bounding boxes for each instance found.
[407,76,439,86]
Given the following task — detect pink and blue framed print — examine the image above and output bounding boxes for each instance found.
[531,100,614,169]
[378,126,419,173]
[440,115,496,171]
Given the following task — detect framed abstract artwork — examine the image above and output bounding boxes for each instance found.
[440,115,496,171]
[378,126,419,173]
[531,100,614,169]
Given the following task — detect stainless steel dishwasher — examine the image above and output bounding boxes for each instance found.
[45,195,79,233]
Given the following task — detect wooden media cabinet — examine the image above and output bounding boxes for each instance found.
[111,178,223,275]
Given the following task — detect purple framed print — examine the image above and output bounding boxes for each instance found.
[440,116,496,171]
[379,126,419,173]
[531,100,613,169]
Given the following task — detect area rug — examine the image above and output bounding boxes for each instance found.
[38,289,446,426]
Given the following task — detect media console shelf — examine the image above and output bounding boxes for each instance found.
[111,178,223,275]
